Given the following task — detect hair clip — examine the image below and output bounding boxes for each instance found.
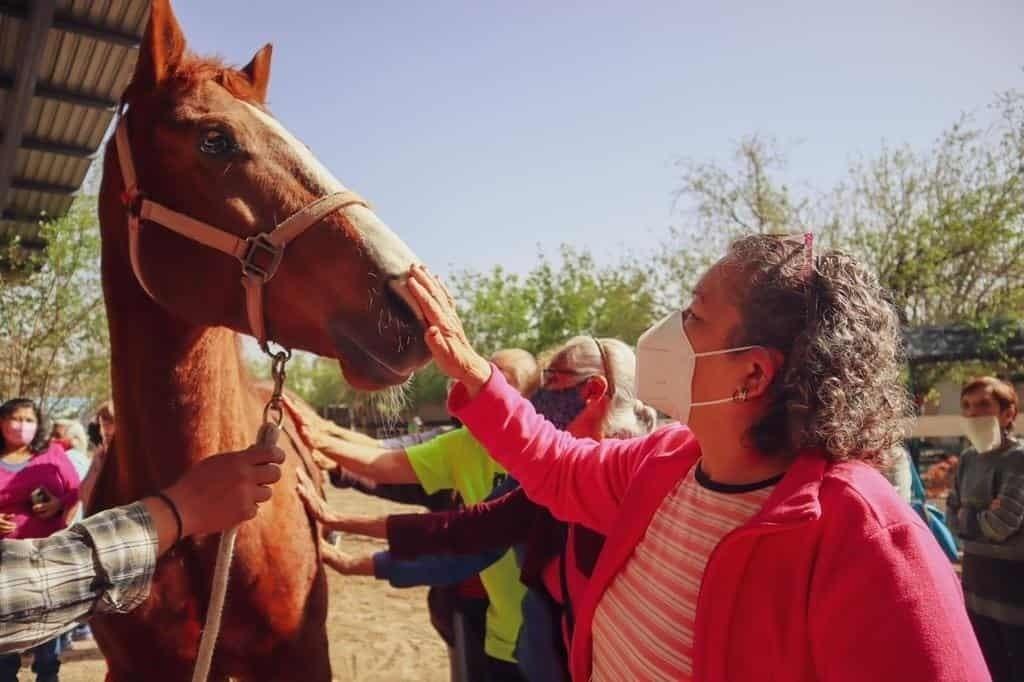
[803,232,814,280]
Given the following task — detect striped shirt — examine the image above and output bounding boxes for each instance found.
[591,463,779,681]
[0,502,158,653]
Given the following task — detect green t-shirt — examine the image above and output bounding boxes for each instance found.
[406,428,527,663]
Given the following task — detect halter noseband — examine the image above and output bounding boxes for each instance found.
[114,112,369,348]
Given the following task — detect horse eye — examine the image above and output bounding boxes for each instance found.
[199,129,235,156]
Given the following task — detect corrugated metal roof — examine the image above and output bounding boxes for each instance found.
[0,0,147,252]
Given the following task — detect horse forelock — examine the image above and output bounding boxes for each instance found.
[125,52,265,107]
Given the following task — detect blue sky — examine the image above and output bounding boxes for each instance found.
[174,0,1022,278]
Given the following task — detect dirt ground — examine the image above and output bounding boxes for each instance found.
[26,488,450,682]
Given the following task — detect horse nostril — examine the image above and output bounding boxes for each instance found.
[386,275,425,324]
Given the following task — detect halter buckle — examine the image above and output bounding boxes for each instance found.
[240,233,283,281]
[120,186,144,216]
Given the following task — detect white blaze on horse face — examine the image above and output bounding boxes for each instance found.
[240,102,421,279]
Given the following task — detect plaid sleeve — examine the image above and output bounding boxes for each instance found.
[0,502,158,653]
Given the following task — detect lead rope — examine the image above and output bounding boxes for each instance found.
[191,348,290,682]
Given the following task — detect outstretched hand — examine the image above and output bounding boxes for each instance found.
[281,395,331,451]
[296,468,342,527]
[310,450,337,472]
[282,396,381,457]
[296,469,388,539]
[319,539,374,576]
[407,264,491,395]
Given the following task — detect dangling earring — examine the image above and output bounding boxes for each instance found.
[732,388,749,403]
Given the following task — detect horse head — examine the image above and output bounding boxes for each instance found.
[102,0,430,390]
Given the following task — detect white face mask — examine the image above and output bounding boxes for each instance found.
[635,310,758,423]
[962,415,1002,454]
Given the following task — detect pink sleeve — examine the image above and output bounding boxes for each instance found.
[449,366,691,535]
[810,520,989,681]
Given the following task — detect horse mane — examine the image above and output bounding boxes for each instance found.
[176,53,264,103]
[124,52,265,105]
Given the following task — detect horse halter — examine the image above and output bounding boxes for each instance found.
[114,112,369,350]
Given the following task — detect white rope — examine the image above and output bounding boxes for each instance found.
[191,422,280,682]
[191,528,238,682]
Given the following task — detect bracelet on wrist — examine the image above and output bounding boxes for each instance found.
[155,492,184,545]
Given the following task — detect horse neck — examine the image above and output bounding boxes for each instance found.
[101,221,261,498]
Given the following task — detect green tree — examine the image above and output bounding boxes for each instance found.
[831,90,1024,393]
[0,198,110,415]
[527,245,661,349]
[655,134,812,311]
[404,364,450,411]
[450,244,662,356]
[833,91,1023,325]
[653,91,1024,394]
[448,265,537,353]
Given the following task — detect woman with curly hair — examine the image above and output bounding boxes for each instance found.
[401,235,987,682]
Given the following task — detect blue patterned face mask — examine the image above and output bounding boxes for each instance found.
[531,386,588,431]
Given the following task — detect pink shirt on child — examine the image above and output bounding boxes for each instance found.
[0,443,80,539]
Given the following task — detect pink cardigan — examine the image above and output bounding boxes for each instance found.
[0,443,80,539]
[450,369,989,682]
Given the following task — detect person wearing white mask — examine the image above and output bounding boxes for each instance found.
[401,235,989,682]
[947,376,1023,681]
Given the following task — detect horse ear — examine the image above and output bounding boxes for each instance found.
[131,0,186,92]
[243,44,273,103]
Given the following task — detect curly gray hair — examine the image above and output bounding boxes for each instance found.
[725,234,913,465]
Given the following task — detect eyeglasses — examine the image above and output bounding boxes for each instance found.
[540,338,616,397]
[541,368,594,383]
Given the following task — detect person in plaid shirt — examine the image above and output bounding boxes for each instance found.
[0,443,284,653]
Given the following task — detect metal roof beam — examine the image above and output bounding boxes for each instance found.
[1,208,44,222]
[53,14,141,48]
[34,80,118,110]
[0,74,118,111]
[0,225,48,251]
[0,5,141,47]
[12,134,94,159]
[0,0,57,210]
[10,177,76,196]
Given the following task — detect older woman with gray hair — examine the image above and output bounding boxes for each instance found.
[299,335,657,681]
[50,420,91,519]
[403,234,988,682]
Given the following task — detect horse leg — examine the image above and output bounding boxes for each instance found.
[247,572,332,682]
[244,626,331,682]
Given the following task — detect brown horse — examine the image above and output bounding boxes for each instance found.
[89,1,430,679]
